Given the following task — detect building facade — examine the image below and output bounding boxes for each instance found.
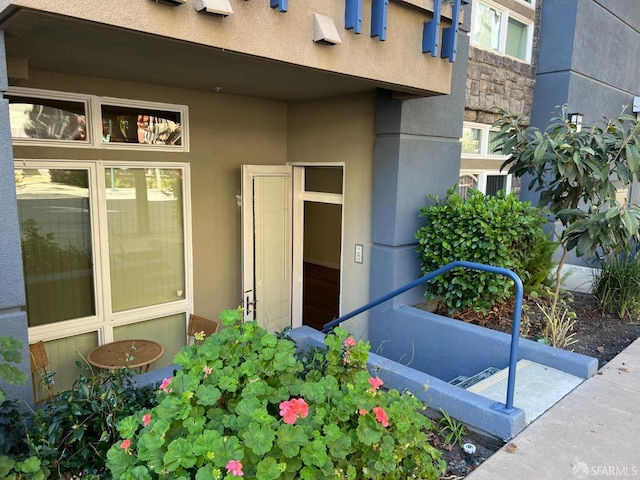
[0,0,469,402]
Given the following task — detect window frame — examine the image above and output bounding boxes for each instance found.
[471,0,534,63]
[7,87,93,148]
[461,122,508,160]
[459,169,512,196]
[96,97,190,152]
[6,87,190,152]
[16,158,193,345]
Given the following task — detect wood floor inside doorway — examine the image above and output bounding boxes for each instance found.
[303,262,340,331]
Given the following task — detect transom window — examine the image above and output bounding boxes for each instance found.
[471,0,533,63]
[7,88,189,151]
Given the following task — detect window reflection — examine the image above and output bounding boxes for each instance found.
[8,96,86,141]
[101,105,182,146]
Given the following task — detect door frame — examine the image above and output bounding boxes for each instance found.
[291,163,345,327]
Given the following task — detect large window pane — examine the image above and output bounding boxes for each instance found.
[506,18,528,60]
[8,96,87,141]
[16,169,95,326]
[474,3,501,51]
[106,168,185,312]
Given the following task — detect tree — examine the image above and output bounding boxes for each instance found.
[493,106,640,300]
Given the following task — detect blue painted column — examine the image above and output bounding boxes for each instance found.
[0,31,32,405]
[369,10,470,335]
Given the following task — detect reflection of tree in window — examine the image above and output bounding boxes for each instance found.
[8,97,86,141]
[101,105,182,145]
[474,3,501,51]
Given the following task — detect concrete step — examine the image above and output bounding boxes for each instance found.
[465,360,584,424]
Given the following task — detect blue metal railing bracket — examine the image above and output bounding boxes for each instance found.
[440,0,460,62]
[371,0,388,40]
[422,0,441,55]
[345,0,363,33]
[270,0,287,13]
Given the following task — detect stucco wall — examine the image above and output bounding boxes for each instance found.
[11,69,289,320]
[287,93,376,339]
[0,0,454,96]
[8,70,377,339]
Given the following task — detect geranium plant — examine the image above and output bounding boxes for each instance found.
[107,308,444,479]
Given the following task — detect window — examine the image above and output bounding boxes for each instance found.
[458,171,512,198]
[99,98,187,150]
[471,0,533,62]
[461,123,505,158]
[459,122,512,197]
[15,161,191,340]
[7,88,189,151]
[7,90,91,146]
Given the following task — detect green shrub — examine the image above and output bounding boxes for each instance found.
[107,308,445,480]
[0,365,159,479]
[416,187,547,313]
[593,252,640,319]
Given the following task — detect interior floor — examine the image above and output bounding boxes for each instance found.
[303,262,340,331]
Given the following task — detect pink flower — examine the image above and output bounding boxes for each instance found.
[203,365,213,378]
[120,439,131,450]
[142,414,152,427]
[359,409,368,416]
[159,377,173,393]
[372,407,389,427]
[369,376,384,392]
[343,337,356,348]
[279,398,309,424]
[226,460,244,477]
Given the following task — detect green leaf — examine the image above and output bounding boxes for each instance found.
[195,384,222,407]
[164,438,197,471]
[0,455,15,477]
[129,466,153,480]
[256,457,284,480]
[356,415,383,446]
[195,464,219,480]
[0,364,28,386]
[300,439,328,468]
[277,424,309,458]
[118,414,140,438]
[19,457,41,474]
[242,422,275,456]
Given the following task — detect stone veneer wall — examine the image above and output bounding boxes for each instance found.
[464,0,542,126]
[465,48,536,125]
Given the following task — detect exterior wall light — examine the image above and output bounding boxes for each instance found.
[568,112,583,131]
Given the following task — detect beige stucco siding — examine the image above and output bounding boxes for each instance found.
[287,93,375,338]
[10,70,375,336]
[0,0,453,96]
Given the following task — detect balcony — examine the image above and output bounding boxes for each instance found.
[0,0,462,101]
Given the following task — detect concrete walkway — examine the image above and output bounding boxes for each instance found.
[467,336,640,480]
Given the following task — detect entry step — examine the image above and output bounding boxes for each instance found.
[465,360,584,423]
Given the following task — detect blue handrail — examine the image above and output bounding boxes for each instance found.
[322,260,523,412]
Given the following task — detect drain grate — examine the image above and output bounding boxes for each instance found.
[449,367,501,389]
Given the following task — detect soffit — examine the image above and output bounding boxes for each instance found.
[1,9,396,102]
